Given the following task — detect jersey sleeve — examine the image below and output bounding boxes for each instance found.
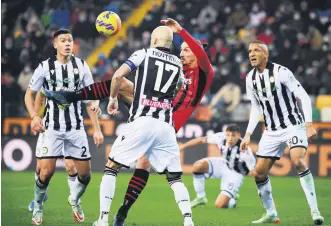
[206,132,225,144]
[246,73,254,100]
[179,29,213,74]
[124,49,146,71]
[28,64,45,91]
[279,67,301,92]
[82,61,94,87]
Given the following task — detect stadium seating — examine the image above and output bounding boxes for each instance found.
[315,95,331,110]
[320,107,331,122]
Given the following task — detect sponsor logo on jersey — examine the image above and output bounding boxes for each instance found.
[141,98,172,110]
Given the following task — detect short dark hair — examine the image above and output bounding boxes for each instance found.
[53,29,72,39]
[226,123,241,133]
[250,40,266,45]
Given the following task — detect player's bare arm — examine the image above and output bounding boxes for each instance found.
[179,137,208,152]
[86,101,104,147]
[25,88,45,133]
[108,64,132,115]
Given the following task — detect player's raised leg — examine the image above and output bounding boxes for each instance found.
[252,157,279,224]
[290,147,324,225]
[41,78,133,110]
[190,159,209,207]
[114,156,151,225]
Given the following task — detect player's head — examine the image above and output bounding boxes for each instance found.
[225,123,241,147]
[53,29,73,57]
[248,40,269,68]
[150,26,173,49]
[180,40,207,68]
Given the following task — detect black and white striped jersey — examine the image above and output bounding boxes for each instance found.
[246,62,304,131]
[207,132,256,175]
[124,47,183,125]
[28,55,94,131]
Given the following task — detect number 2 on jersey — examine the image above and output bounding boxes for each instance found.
[154,60,179,93]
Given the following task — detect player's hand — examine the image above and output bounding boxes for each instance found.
[306,123,317,142]
[240,133,251,152]
[93,130,104,147]
[31,115,45,134]
[107,97,119,115]
[160,18,183,33]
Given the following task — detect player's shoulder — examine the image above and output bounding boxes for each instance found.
[272,62,292,74]
[246,68,256,79]
[130,48,147,59]
[35,58,51,73]
[72,56,88,69]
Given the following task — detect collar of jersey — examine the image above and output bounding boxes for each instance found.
[155,47,171,53]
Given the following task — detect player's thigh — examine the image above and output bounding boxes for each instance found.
[136,156,152,171]
[257,131,286,160]
[215,193,231,208]
[109,119,153,169]
[192,159,209,173]
[38,131,64,159]
[64,130,91,161]
[221,171,244,199]
[145,121,181,173]
[286,124,308,162]
[201,157,226,179]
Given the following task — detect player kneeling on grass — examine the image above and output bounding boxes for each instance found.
[179,124,255,209]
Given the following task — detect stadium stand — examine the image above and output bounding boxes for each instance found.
[1,0,331,122]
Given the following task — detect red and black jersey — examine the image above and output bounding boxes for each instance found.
[172,29,214,131]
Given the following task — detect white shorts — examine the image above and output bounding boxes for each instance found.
[204,157,244,198]
[35,129,90,160]
[109,117,181,173]
[257,123,308,160]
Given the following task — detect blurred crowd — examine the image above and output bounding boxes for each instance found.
[2,0,331,121]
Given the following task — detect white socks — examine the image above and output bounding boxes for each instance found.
[98,167,118,223]
[34,177,48,209]
[169,179,192,220]
[256,177,277,216]
[193,173,206,198]
[70,175,90,205]
[298,169,318,210]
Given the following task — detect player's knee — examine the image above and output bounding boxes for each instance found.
[106,159,122,171]
[136,157,152,171]
[291,157,306,171]
[39,167,54,181]
[254,166,268,180]
[77,174,91,185]
[192,160,208,173]
[65,160,77,175]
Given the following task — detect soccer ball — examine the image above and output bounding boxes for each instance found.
[95,11,121,37]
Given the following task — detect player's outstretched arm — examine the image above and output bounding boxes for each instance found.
[161,18,212,73]
[179,137,208,151]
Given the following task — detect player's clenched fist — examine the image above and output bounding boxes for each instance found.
[240,133,251,152]
[31,115,45,134]
[107,97,119,115]
[160,18,183,33]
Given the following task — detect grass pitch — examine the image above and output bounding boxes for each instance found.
[1,171,330,226]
